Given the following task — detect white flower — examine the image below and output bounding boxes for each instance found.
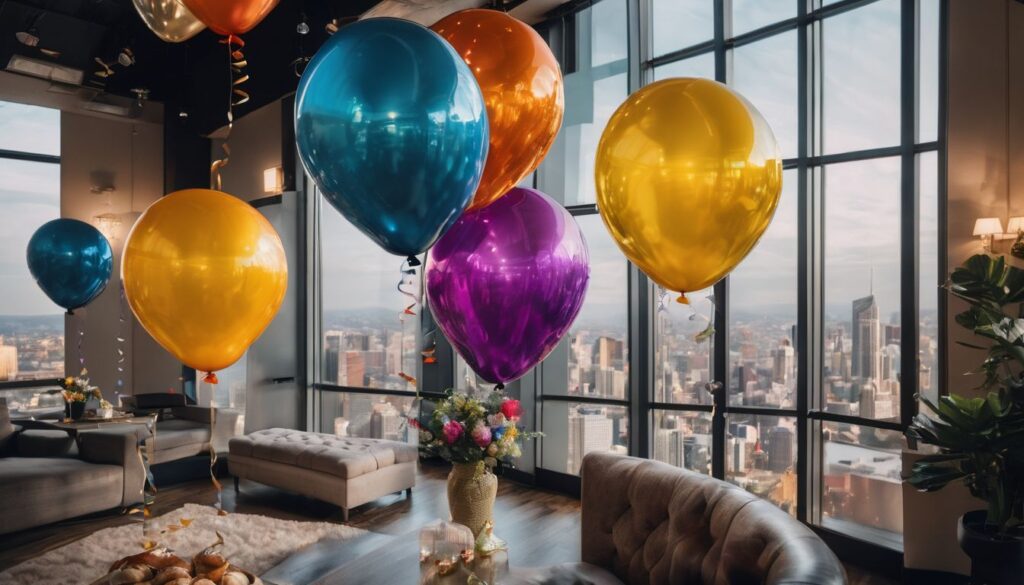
[488,413,506,428]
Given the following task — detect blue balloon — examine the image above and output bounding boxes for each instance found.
[295,18,489,259]
[26,219,113,313]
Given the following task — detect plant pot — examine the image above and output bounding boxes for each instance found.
[68,401,86,421]
[958,510,1024,585]
[447,462,497,538]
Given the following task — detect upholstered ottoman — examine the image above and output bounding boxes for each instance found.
[228,428,417,521]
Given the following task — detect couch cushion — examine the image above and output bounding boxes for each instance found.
[0,457,124,535]
[17,429,78,458]
[229,428,417,480]
[155,418,211,451]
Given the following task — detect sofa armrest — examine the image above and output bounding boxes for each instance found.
[170,405,214,424]
[78,429,145,507]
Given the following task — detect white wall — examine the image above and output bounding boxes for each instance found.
[60,112,183,399]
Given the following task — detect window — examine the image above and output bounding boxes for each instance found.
[314,189,421,441]
[641,0,941,547]
[533,1,632,477]
[0,101,62,419]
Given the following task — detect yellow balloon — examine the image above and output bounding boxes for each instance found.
[595,78,782,303]
[122,189,288,379]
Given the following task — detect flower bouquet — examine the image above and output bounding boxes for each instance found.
[59,369,102,420]
[413,389,540,537]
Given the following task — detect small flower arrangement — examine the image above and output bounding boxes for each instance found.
[59,369,102,403]
[414,389,540,472]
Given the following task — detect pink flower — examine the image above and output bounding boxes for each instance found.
[471,423,492,449]
[500,399,523,421]
[488,413,507,428]
[442,420,464,444]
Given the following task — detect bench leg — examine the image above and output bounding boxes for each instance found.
[233,476,239,493]
[341,507,349,523]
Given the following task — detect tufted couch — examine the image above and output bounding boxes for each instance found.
[512,452,846,585]
[228,428,417,521]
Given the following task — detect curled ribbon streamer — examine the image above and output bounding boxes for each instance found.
[397,257,421,389]
[210,35,250,191]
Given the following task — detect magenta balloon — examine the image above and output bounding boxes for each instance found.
[426,187,590,385]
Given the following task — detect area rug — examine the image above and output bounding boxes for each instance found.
[0,503,367,584]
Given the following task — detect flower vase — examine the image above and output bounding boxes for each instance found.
[68,401,85,421]
[447,462,497,538]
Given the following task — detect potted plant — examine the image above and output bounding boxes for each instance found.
[413,389,540,538]
[907,254,1024,585]
[59,369,102,421]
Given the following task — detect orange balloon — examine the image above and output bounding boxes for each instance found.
[432,9,564,211]
[180,0,279,36]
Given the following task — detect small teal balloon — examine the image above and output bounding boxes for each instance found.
[26,219,113,313]
[295,18,489,260]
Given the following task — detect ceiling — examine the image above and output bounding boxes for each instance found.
[0,0,569,135]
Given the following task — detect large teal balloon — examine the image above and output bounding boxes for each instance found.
[26,219,113,313]
[295,18,489,260]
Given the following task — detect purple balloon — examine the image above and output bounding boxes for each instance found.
[427,187,590,385]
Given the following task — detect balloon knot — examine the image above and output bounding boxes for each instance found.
[676,293,690,305]
[66,309,75,316]
[406,255,421,267]
[495,383,505,392]
[203,372,219,384]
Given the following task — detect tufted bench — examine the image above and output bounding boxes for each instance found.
[228,428,417,521]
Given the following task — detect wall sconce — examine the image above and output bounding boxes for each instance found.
[93,212,122,242]
[263,166,284,195]
[973,217,1004,252]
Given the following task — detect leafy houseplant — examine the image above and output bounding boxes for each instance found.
[414,389,540,538]
[906,254,1024,584]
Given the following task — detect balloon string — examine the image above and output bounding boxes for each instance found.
[210,35,250,191]
[77,321,85,374]
[397,257,419,389]
[116,283,126,398]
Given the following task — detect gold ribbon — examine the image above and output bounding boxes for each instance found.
[210,35,251,191]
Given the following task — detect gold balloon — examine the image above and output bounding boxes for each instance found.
[122,189,288,379]
[132,0,206,43]
[595,78,782,304]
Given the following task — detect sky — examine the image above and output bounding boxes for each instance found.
[0,0,940,324]
[0,102,61,318]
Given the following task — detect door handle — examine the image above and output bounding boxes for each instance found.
[270,376,296,384]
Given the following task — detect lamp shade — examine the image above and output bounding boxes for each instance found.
[1007,217,1024,234]
[973,217,1004,236]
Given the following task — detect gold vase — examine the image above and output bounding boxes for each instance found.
[447,462,497,537]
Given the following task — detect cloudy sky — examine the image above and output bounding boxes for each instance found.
[1,0,939,327]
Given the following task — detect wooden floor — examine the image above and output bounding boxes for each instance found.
[0,463,896,584]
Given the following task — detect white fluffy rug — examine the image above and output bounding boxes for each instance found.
[0,503,367,584]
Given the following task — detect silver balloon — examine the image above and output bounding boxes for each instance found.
[132,0,205,43]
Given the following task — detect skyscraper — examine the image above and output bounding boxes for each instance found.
[0,344,17,381]
[851,295,881,383]
[568,407,614,474]
[772,339,795,385]
[767,426,795,473]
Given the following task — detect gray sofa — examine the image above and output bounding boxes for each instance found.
[0,403,144,535]
[122,393,240,465]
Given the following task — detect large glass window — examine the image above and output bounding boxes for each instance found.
[637,0,939,548]
[0,101,62,418]
[319,197,419,392]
